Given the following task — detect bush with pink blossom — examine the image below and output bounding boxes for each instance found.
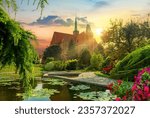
[132,67,150,101]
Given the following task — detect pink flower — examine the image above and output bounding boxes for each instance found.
[117,80,122,85]
[132,85,137,91]
[148,94,150,98]
[144,86,149,93]
[122,96,127,101]
[115,97,121,101]
[137,90,143,95]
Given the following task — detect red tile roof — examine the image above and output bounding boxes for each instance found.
[51,32,74,45]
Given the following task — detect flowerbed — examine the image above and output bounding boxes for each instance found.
[107,67,150,101]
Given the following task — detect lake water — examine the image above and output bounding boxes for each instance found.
[0,78,107,101]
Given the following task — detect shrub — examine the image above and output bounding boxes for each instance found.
[44,62,55,71]
[102,57,111,68]
[111,45,150,79]
[90,53,104,70]
[44,61,66,71]
[45,57,54,64]
[107,80,132,101]
[110,69,138,81]
[53,61,66,71]
[78,48,91,69]
[132,67,150,101]
[66,59,78,70]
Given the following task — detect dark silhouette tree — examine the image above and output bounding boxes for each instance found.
[42,45,61,63]
[78,48,91,68]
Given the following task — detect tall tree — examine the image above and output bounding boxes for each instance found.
[42,45,61,63]
[101,19,150,62]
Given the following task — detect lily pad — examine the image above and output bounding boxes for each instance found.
[11,82,20,85]
[43,78,67,86]
[0,82,12,86]
[22,88,60,100]
[76,91,116,101]
[69,85,90,91]
[8,86,20,90]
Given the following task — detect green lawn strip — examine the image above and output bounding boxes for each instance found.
[0,64,43,79]
[95,71,110,78]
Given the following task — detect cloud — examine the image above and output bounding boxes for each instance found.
[29,15,90,27]
[93,1,110,9]
[77,17,88,24]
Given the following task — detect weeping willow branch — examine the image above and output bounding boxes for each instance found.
[0,0,49,16]
[0,7,38,88]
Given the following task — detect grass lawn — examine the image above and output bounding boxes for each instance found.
[0,64,43,80]
[95,71,110,78]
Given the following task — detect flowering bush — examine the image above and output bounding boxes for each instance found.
[107,80,132,101]
[107,67,150,101]
[102,65,113,74]
[132,67,150,101]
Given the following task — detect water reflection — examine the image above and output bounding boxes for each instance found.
[0,79,106,101]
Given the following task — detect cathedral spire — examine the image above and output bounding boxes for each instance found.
[73,17,79,36]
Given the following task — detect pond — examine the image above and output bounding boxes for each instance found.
[0,78,116,101]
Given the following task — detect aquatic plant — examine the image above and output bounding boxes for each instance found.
[43,78,67,86]
[17,88,60,100]
[69,85,90,91]
[75,91,116,101]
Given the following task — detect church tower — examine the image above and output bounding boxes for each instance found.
[86,24,93,38]
[73,17,79,37]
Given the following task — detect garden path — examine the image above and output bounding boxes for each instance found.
[43,71,115,87]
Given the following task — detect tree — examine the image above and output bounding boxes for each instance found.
[42,45,61,63]
[0,8,37,87]
[94,43,105,57]
[90,53,104,70]
[0,0,48,16]
[67,39,78,60]
[101,19,150,62]
[78,48,91,68]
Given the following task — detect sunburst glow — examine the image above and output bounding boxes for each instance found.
[95,28,103,36]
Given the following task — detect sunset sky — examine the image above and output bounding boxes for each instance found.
[13,0,150,54]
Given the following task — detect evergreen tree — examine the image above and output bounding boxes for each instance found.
[78,48,91,68]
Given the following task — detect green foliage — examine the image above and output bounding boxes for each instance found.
[44,62,55,71]
[75,91,116,101]
[110,69,138,81]
[44,59,78,71]
[102,57,111,68]
[66,59,78,70]
[44,61,66,71]
[78,48,91,69]
[90,53,104,70]
[67,39,78,60]
[112,81,132,98]
[20,88,59,100]
[94,43,105,57]
[45,57,54,64]
[43,78,67,86]
[0,0,48,16]
[102,19,150,62]
[0,8,37,87]
[111,45,150,80]
[69,85,90,91]
[42,45,61,63]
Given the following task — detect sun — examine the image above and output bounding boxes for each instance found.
[95,28,103,36]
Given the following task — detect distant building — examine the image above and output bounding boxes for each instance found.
[50,17,97,60]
